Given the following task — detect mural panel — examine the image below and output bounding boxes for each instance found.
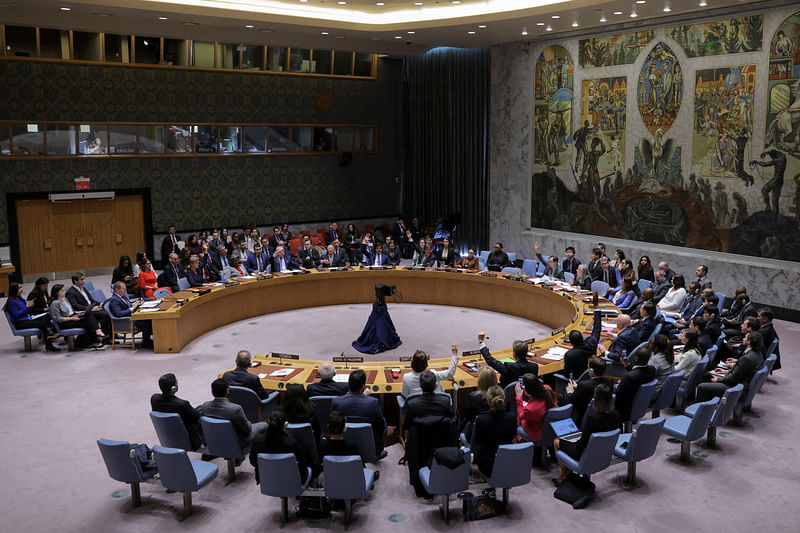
[533,45,573,174]
[580,77,627,176]
[637,42,682,135]
[579,30,655,68]
[669,15,763,57]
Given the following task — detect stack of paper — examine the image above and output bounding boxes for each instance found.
[541,346,568,361]
[269,368,294,377]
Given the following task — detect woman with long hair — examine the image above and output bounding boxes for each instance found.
[658,274,687,313]
[637,255,655,282]
[516,373,557,442]
[248,410,312,484]
[472,385,518,476]
[674,328,701,381]
[614,277,636,309]
[112,256,137,295]
[50,284,106,350]
[26,277,52,315]
[137,259,158,299]
[3,283,60,351]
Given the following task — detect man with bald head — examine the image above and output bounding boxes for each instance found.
[222,350,269,399]
[601,314,642,361]
[307,362,349,397]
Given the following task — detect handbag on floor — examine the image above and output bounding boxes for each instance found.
[297,496,331,518]
[462,494,505,520]
[553,472,596,509]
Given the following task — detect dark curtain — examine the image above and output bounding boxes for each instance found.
[402,47,490,252]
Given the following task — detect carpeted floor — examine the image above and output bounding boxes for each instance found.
[0,273,797,532]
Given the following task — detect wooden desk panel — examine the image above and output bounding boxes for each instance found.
[0,264,15,295]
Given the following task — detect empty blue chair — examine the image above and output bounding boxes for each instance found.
[590,280,610,297]
[763,353,777,377]
[49,308,86,351]
[507,252,517,264]
[286,422,319,464]
[637,279,652,291]
[177,277,191,291]
[686,383,743,447]
[662,397,719,463]
[97,438,157,508]
[485,442,534,506]
[258,453,312,524]
[324,455,376,525]
[5,311,40,352]
[733,366,768,425]
[83,279,95,292]
[89,288,106,303]
[153,288,172,299]
[200,416,249,483]
[419,452,471,523]
[479,250,490,264]
[650,370,685,417]
[228,385,279,423]
[521,259,537,277]
[625,379,658,432]
[563,271,575,283]
[309,395,335,436]
[675,356,709,411]
[501,266,520,275]
[555,429,621,481]
[344,421,378,463]
[613,417,665,487]
[152,445,218,518]
[150,411,196,452]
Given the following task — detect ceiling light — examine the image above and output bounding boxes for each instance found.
[536,22,544,26]
[394,35,402,39]
[468,31,476,34]
[478,25,486,28]
[600,15,606,22]
[182,21,198,26]
[415,2,423,5]
[630,11,638,17]
[321,31,329,35]
[572,22,579,27]
[636,0,646,3]
[59,6,71,11]
[157,16,168,20]
[245,24,254,28]
[551,15,560,19]
[452,1,461,3]
[299,0,307,2]
[94,12,112,17]
[521,29,528,35]
[338,1,346,4]
[663,6,671,12]
[407,31,415,34]
[699,0,707,5]
[143,40,149,46]
[613,10,623,15]
[546,25,552,31]
[376,2,384,5]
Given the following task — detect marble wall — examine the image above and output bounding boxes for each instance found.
[489,6,800,312]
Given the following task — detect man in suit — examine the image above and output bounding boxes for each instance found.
[564,308,602,380]
[386,242,403,266]
[208,243,230,281]
[634,301,658,343]
[614,347,657,421]
[714,316,760,364]
[330,369,388,460]
[109,281,153,348]
[151,373,204,451]
[486,242,510,272]
[245,244,271,274]
[702,305,723,343]
[595,257,618,290]
[267,227,283,254]
[366,243,390,267]
[271,246,301,273]
[297,240,322,269]
[478,331,538,387]
[651,270,670,303]
[199,378,268,451]
[657,261,676,283]
[601,314,641,361]
[564,356,613,425]
[696,331,764,402]
[562,246,581,276]
[757,307,780,370]
[66,272,109,334]
[307,362,349,397]
[231,240,250,266]
[321,244,347,268]
[160,252,185,292]
[587,248,603,281]
[695,264,713,290]
[415,244,437,267]
[691,316,713,355]
[404,371,454,428]
[629,288,653,320]
[534,241,564,280]
[160,225,181,267]
[722,293,755,334]
[325,222,342,247]
[222,350,268,399]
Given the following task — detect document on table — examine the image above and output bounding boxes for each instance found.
[137,308,161,313]
[140,300,162,308]
[541,346,568,360]
[258,373,268,379]
[333,374,349,383]
[269,368,294,377]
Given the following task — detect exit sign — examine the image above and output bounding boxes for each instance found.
[74,176,90,191]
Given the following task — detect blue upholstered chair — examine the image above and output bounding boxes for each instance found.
[517,404,573,467]
[152,445,218,518]
[625,379,658,432]
[637,279,652,291]
[228,385,279,423]
[733,366,769,425]
[149,411,196,452]
[97,438,157,508]
[343,421,377,463]
[103,300,138,350]
[479,251,490,265]
[324,455,376,525]
[49,307,86,351]
[521,259,537,277]
[177,277,191,291]
[485,442,534,505]
[309,395,335,436]
[650,370,685,418]
[686,383,743,447]
[83,279,95,292]
[555,429,621,482]
[4,311,40,352]
[153,288,172,299]
[675,356,709,411]
[762,353,778,377]
[507,252,517,264]
[199,416,249,483]
[89,288,106,303]
[590,280,610,297]
[662,397,719,463]
[257,453,312,524]
[419,452,471,523]
[286,422,319,464]
[501,266,520,275]
[563,271,575,283]
[647,323,663,342]
[613,417,665,487]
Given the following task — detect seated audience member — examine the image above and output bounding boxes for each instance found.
[208,244,230,281]
[616,258,637,287]
[109,281,153,348]
[160,253,185,292]
[360,233,375,263]
[648,334,675,392]
[716,316,760,363]
[595,257,618,291]
[667,282,701,323]
[478,331,538,387]
[614,347,656,422]
[691,316,713,355]
[322,243,348,268]
[702,305,723,343]
[343,224,361,264]
[330,369,388,460]
[634,301,658,342]
[657,261,676,283]
[279,224,293,244]
[66,273,109,332]
[486,242,510,272]
[318,410,363,462]
[282,383,320,439]
[637,255,655,282]
[695,264,712,290]
[417,244,437,267]
[161,225,182,266]
[629,288,654,320]
[658,274,687,313]
[404,371,455,429]
[562,246,581,276]
[516,373,557,442]
[554,383,621,484]
[535,241,564,280]
[249,410,310,484]
[437,237,458,267]
[268,226,282,254]
[221,255,246,280]
[222,350,268,399]
[601,315,640,361]
[402,345,459,397]
[651,269,670,303]
[456,249,480,270]
[297,240,322,269]
[572,264,593,291]
[271,246,302,273]
[757,307,780,370]
[307,362,349,397]
[564,357,612,425]
[245,244,271,274]
[462,367,498,433]
[112,256,138,296]
[3,283,60,352]
[564,306,602,380]
[674,329,702,382]
[151,373,204,451]
[722,286,747,317]
[366,243,390,267]
[614,277,636,309]
[231,240,250,266]
[472,385,518,477]
[201,378,268,453]
[696,331,764,403]
[26,277,52,316]
[185,234,202,256]
[136,259,158,299]
[185,255,206,287]
[386,242,403,266]
[325,222,342,248]
[411,237,426,266]
[50,284,106,350]
[722,293,755,335]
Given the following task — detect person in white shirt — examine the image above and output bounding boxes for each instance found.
[401,344,459,397]
[674,328,701,383]
[657,273,687,313]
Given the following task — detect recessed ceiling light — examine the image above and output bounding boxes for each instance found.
[636,0,646,3]
[407,31,415,34]
[299,0,307,2]
[478,25,486,28]
[452,0,461,3]
[600,15,607,22]
[572,22,579,27]
[536,22,544,26]
[245,24,254,28]
[521,30,528,36]
[630,11,638,17]
[699,0,707,5]
[321,31,329,35]
[663,6,671,12]
[157,16,168,20]
[394,35,402,39]
[376,2,384,5]
[182,21,198,26]
[415,1,423,4]
[338,1,346,4]
[59,6,71,11]
[551,15,560,19]
[546,26,552,32]
[613,10,623,15]
[260,28,274,33]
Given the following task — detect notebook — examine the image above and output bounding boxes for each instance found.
[550,417,582,443]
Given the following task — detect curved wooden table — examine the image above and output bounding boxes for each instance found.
[135,267,618,393]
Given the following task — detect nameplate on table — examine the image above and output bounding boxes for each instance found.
[196,288,211,296]
[480,272,497,277]
[399,354,428,362]
[271,352,300,360]
[257,274,273,280]
[551,326,566,336]
[521,337,536,346]
[461,349,482,356]
[224,281,240,287]
[334,356,364,363]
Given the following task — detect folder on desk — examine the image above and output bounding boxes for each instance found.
[269,368,294,377]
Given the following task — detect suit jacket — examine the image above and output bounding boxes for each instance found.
[696,276,713,290]
[562,256,581,276]
[365,251,390,267]
[404,393,453,428]
[595,268,618,288]
[161,263,185,292]
[636,316,657,343]
[759,323,779,356]
[386,248,402,266]
[325,229,343,245]
[199,397,253,444]
[486,251,510,270]
[652,280,671,303]
[437,248,458,268]
[706,318,722,343]
[565,376,613,426]
[267,234,282,252]
[588,259,603,281]
[480,345,538,388]
[607,326,641,359]
[161,233,182,263]
[223,367,268,399]
[564,311,602,379]
[322,249,348,268]
[614,365,656,421]
[108,293,133,318]
[473,411,518,476]
[272,255,301,272]
[186,267,205,287]
[297,247,321,269]
[66,285,100,311]
[307,379,349,397]
[698,332,713,355]
[151,393,203,450]
[415,252,436,267]
[330,392,387,452]
[208,254,229,281]
[245,251,271,273]
[721,348,763,390]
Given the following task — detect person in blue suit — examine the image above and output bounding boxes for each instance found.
[271,246,302,273]
[601,314,641,361]
[109,281,152,348]
[365,243,391,267]
[330,370,388,459]
[245,244,271,274]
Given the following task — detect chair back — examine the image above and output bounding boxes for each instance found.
[563,271,575,283]
[324,455,370,500]
[258,453,306,497]
[714,292,727,310]
[536,404,573,446]
[5,311,39,336]
[200,416,247,459]
[503,382,517,412]
[647,323,663,342]
[97,438,150,483]
[343,421,377,463]
[49,307,83,336]
[629,379,658,422]
[576,429,620,474]
[763,353,777,374]
[620,296,641,314]
[739,366,767,407]
[637,279,653,290]
[712,384,744,427]
[507,252,517,264]
[714,331,727,348]
[83,279,96,292]
[684,398,720,441]
[651,370,685,410]
[153,288,172,299]
[309,396,335,434]
[90,288,106,303]
[521,259,537,277]
[487,442,534,488]
[177,277,190,291]
[426,453,471,494]
[501,266,519,274]
[591,280,610,296]
[679,356,709,396]
[228,386,261,422]
[287,423,319,464]
[103,300,135,333]
[479,251,490,264]
[623,417,665,462]
[765,338,779,358]
[150,411,193,450]
[705,345,719,362]
[152,445,199,492]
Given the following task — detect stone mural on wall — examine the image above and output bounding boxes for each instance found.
[578,30,655,68]
[668,15,763,57]
[580,77,627,176]
[637,42,682,135]
[533,45,573,174]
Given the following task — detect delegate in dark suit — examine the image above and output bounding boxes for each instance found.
[636,315,657,343]
[245,251,271,273]
[365,250,390,267]
[587,259,603,281]
[480,345,538,388]
[161,233,182,264]
[297,247,322,269]
[271,254,302,273]
[614,365,656,421]
[652,279,671,303]
[330,392,387,454]
[151,393,204,450]
[562,256,581,276]
[486,250,510,271]
[536,252,564,280]
[564,311,602,379]
[323,248,348,268]
[606,326,641,360]
[161,263,185,292]
[66,285,109,331]
[307,379,348,397]
[185,266,206,287]
[222,367,268,399]
[404,393,453,429]
[325,228,343,246]
[108,292,152,343]
[565,376,613,426]
[696,347,764,402]
[473,411,518,476]
[416,251,437,267]
[199,397,261,447]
